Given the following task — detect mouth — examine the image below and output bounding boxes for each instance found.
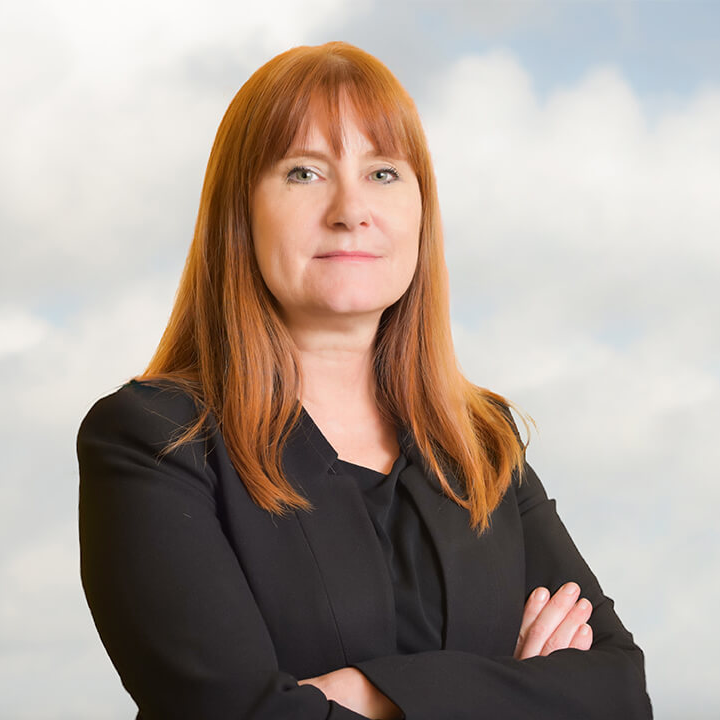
[315,251,381,260]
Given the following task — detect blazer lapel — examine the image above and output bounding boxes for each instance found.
[283,407,397,665]
[397,432,506,654]
[283,408,518,663]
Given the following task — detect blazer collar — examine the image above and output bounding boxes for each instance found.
[282,405,499,660]
[283,405,417,476]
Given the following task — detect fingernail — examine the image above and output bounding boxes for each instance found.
[563,582,579,595]
[535,588,549,602]
[579,624,591,636]
[578,599,591,612]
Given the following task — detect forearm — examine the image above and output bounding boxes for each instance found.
[77,386,371,720]
[299,667,403,720]
[351,644,651,720]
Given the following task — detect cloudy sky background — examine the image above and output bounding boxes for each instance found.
[2,1,719,718]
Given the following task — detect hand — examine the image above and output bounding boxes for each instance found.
[298,666,403,719]
[514,582,593,660]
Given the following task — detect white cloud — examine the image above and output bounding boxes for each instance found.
[426,0,556,36]
[3,10,719,717]
[1,0,370,303]
[1,3,371,718]
[0,307,50,356]
[421,49,720,714]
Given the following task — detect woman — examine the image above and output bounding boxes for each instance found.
[77,41,652,719]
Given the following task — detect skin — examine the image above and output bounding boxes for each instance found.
[514,582,593,660]
[297,586,594,719]
[250,95,593,719]
[251,95,421,340]
[250,92,421,474]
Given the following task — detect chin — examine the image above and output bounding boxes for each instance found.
[324,304,386,317]
[331,288,407,312]
[316,298,390,318]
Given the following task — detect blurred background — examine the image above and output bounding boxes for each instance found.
[2,1,718,717]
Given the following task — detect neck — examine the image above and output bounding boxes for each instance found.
[283,310,381,416]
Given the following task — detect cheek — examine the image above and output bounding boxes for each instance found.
[256,238,290,296]
[396,186,422,243]
[400,238,420,288]
[400,204,422,286]
[252,234,283,302]
[396,199,422,265]
[251,200,287,283]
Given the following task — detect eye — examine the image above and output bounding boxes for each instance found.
[286,166,319,184]
[371,166,400,183]
[285,164,401,184]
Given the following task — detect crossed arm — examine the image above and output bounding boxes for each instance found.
[78,384,651,719]
[299,581,595,719]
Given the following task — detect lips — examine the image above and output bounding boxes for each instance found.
[315,251,380,259]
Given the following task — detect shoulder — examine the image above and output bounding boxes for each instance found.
[76,380,218,503]
[77,379,209,457]
[511,459,550,513]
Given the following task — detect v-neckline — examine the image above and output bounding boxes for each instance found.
[299,404,406,476]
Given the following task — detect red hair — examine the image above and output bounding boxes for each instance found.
[134,41,528,534]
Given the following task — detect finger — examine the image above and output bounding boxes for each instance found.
[297,674,324,688]
[568,623,593,651]
[517,582,581,660]
[540,597,593,656]
[514,587,550,659]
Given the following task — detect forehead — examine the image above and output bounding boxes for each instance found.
[287,107,375,156]
[286,90,406,160]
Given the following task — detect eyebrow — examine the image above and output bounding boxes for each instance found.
[281,148,400,162]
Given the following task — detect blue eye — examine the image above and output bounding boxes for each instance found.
[286,166,318,183]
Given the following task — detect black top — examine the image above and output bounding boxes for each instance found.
[77,380,653,719]
[332,452,445,654]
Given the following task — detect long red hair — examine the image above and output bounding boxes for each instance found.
[134,41,528,534]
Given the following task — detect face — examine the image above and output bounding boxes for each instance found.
[250,96,422,331]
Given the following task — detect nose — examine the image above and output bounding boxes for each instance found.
[325,177,372,231]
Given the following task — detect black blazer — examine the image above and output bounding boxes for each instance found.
[77,380,652,719]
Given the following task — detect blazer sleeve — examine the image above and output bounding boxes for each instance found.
[77,385,369,720]
[350,462,653,720]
